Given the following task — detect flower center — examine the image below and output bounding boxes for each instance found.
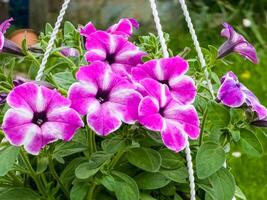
[96,90,109,104]
[159,107,165,117]
[106,53,116,64]
[159,79,169,87]
[32,111,47,126]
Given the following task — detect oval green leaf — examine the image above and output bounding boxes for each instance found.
[196,142,225,179]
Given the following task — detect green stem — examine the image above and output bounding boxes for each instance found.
[8,172,23,186]
[26,51,40,67]
[87,126,96,155]
[48,155,69,199]
[0,85,10,93]
[109,150,125,169]
[53,52,77,70]
[199,107,208,146]
[87,183,96,200]
[20,150,47,197]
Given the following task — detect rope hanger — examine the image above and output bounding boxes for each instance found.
[36,0,215,200]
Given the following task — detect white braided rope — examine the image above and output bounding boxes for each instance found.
[178,0,215,99]
[148,0,169,58]
[185,142,196,200]
[148,0,196,199]
[35,0,71,81]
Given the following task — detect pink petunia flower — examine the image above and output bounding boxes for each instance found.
[132,56,196,104]
[84,31,146,77]
[0,18,13,51]
[217,71,267,120]
[138,78,200,152]
[80,18,139,38]
[2,83,84,155]
[218,22,258,64]
[68,61,142,136]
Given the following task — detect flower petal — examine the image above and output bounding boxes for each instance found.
[107,18,139,37]
[164,102,200,139]
[0,32,4,50]
[140,78,171,107]
[109,84,142,124]
[234,42,258,64]
[0,18,13,34]
[80,22,97,37]
[86,103,122,136]
[217,75,245,107]
[169,75,196,104]
[161,119,187,152]
[138,96,163,131]
[68,82,98,115]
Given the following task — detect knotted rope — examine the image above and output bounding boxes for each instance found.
[148,0,196,199]
[35,0,71,81]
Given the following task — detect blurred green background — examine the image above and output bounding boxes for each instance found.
[1,0,267,199]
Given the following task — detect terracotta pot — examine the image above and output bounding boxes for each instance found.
[8,29,38,48]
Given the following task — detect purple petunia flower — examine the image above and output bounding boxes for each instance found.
[80,18,139,38]
[138,78,200,152]
[68,61,142,136]
[217,71,267,120]
[84,31,146,77]
[218,22,258,64]
[132,56,196,105]
[0,18,13,51]
[2,82,84,155]
[60,47,80,57]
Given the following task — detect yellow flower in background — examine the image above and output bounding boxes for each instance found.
[241,70,251,80]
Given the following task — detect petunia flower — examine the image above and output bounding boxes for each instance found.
[68,61,142,136]
[84,31,146,77]
[80,18,139,38]
[0,18,13,51]
[132,56,196,104]
[138,78,200,152]
[217,71,267,120]
[60,47,80,57]
[218,22,258,64]
[2,82,84,155]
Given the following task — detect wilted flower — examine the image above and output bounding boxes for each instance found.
[132,56,196,104]
[0,93,7,105]
[2,83,84,155]
[0,18,13,51]
[217,71,267,120]
[60,47,80,57]
[138,78,200,152]
[84,31,146,77]
[80,18,139,38]
[68,61,142,136]
[218,22,258,64]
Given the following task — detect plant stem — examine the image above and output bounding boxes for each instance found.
[199,107,208,146]
[53,52,77,70]
[7,172,23,186]
[87,126,96,155]
[48,155,69,199]
[109,149,125,169]
[26,51,40,67]
[20,150,47,197]
[87,182,96,200]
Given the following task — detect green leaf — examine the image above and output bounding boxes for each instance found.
[230,129,240,142]
[207,102,230,128]
[127,147,161,172]
[135,172,171,190]
[45,23,53,35]
[102,136,127,153]
[101,171,139,200]
[52,72,76,90]
[75,151,112,179]
[196,142,225,179]
[70,183,88,200]
[140,193,157,200]
[159,148,184,169]
[208,168,235,200]
[0,146,19,176]
[239,128,263,157]
[64,21,76,35]
[235,186,247,200]
[160,167,188,183]
[0,187,40,200]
